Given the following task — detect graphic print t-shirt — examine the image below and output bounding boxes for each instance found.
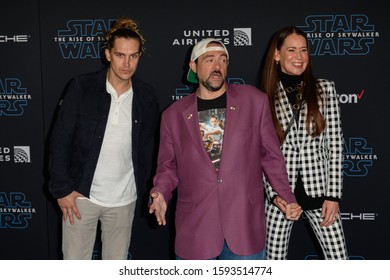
[197,92,226,170]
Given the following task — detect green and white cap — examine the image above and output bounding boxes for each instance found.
[187,38,229,84]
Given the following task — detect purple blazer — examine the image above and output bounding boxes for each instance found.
[151,84,296,259]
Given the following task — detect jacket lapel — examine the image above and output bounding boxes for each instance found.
[221,85,240,156]
[276,82,301,147]
[182,92,216,171]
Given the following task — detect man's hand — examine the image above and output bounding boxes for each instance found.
[273,196,303,221]
[57,191,83,225]
[285,202,303,221]
[273,196,288,213]
[148,192,167,226]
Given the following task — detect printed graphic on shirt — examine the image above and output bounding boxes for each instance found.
[198,109,226,170]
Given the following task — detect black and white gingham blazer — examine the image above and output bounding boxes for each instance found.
[265,79,344,200]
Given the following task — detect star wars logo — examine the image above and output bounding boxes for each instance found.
[298,14,379,55]
[55,19,116,59]
[0,192,35,229]
[0,78,30,117]
[343,137,377,177]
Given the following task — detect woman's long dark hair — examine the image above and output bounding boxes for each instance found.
[261,26,325,144]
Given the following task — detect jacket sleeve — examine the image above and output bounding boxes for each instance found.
[150,112,179,202]
[47,79,79,199]
[138,88,160,193]
[259,94,296,204]
[322,80,344,198]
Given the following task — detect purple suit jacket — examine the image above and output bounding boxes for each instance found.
[151,84,296,259]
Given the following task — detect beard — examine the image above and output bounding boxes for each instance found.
[200,72,225,92]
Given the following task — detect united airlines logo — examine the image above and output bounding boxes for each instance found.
[0,78,31,117]
[14,146,31,163]
[0,146,31,163]
[343,137,377,177]
[233,28,252,46]
[54,19,116,59]
[0,192,36,229]
[298,14,379,55]
[172,27,252,46]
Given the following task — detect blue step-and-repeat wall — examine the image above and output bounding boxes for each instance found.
[0,0,388,260]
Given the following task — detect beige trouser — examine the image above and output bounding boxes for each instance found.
[62,198,136,260]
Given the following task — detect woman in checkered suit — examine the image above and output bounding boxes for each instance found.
[261,26,348,259]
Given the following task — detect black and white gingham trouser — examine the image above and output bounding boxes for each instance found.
[265,200,348,259]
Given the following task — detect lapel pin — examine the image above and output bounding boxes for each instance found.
[230,106,237,110]
[186,114,193,119]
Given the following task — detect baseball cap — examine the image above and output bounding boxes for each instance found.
[187,38,229,84]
